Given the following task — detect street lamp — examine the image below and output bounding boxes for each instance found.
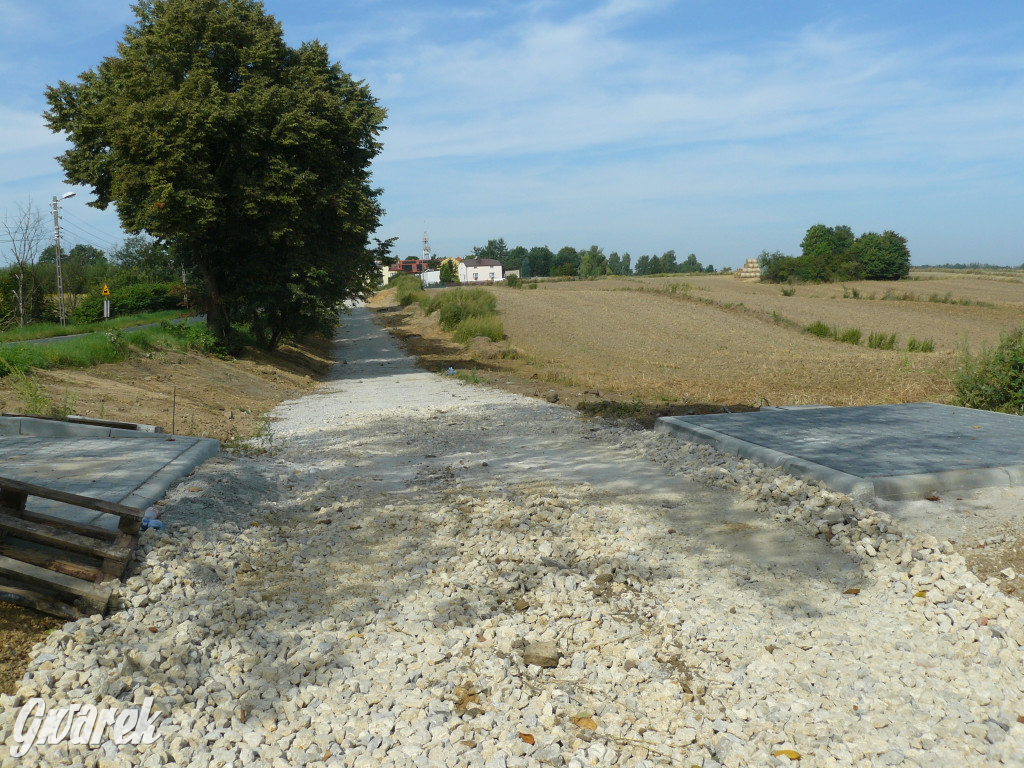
[51,192,76,326]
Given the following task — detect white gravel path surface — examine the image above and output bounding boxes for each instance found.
[3,304,1024,767]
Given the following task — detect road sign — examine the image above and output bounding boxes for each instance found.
[101,284,110,296]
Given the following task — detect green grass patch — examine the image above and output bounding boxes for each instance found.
[0,321,220,377]
[421,288,498,331]
[838,328,863,345]
[867,331,898,350]
[780,287,796,297]
[392,274,426,306]
[453,314,504,343]
[806,321,838,340]
[0,310,188,342]
[906,337,935,353]
[953,324,1024,413]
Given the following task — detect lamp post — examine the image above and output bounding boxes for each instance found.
[51,192,76,326]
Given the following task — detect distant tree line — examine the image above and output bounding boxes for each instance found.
[465,239,714,278]
[1,201,192,328]
[918,262,1024,270]
[760,225,912,283]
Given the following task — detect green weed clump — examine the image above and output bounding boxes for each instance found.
[867,331,898,350]
[953,324,1024,413]
[453,315,504,343]
[838,328,863,345]
[781,287,796,297]
[422,289,497,331]
[805,321,837,339]
[906,337,935,353]
[392,274,426,306]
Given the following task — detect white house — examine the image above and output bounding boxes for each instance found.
[458,258,504,284]
[421,269,441,287]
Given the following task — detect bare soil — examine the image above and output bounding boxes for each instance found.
[0,336,331,694]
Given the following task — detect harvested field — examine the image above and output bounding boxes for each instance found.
[378,270,1024,410]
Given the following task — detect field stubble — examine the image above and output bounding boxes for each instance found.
[488,271,1024,407]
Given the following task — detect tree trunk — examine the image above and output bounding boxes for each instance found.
[198,264,230,341]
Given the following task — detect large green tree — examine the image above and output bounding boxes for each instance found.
[44,0,389,346]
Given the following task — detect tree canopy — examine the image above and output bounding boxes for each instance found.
[761,224,911,283]
[44,0,390,347]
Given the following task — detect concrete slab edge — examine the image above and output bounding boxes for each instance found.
[0,417,178,440]
[871,464,1024,500]
[654,416,876,500]
[119,437,220,509]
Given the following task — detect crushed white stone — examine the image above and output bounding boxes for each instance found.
[2,309,1024,768]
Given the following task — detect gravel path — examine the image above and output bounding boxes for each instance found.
[3,304,1024,767]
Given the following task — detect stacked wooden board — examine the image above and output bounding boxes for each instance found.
[0,476,143,618]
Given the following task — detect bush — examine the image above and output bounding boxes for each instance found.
[505,274,521,288]
[71,282,183,323]
[867,331,897,350]
[453,315,504,342]
[781,287,796,297]
[953,324,1024,413]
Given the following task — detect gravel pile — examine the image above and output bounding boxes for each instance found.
[2,307,1023,767]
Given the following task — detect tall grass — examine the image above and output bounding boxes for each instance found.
[421,289,498,331]
[867,331,897,350]
[420,288,504,342]
[392,274,426,306]
[953,324,1024,413]
[805,322,861,345]
[453,315,504,342]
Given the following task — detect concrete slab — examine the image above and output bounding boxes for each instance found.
[0,417,219,529]
[655,402,1024,501]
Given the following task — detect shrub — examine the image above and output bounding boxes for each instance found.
[867,331,897,350]
[953,324,1024,413]
[528,283,538,290]
[505,274,521,288]
[781,287,796,297]
[453,315,504,342]
[71,282,183,323]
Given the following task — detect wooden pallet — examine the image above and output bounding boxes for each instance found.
[0,476,144,618]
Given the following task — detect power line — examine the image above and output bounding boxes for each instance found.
[58,220,121,252]
[58,211,123,250]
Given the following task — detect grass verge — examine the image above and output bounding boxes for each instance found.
[0,321,220,377]
[0,310,189,342]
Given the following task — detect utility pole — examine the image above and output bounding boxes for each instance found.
[51,192,75,326]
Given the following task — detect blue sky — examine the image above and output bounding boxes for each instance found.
[1,1,1023,267]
